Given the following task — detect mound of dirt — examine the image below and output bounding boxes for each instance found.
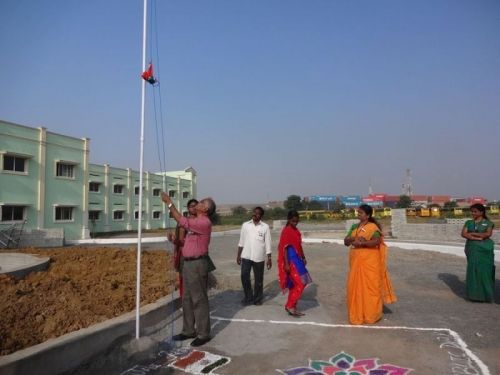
[0,246,176,356]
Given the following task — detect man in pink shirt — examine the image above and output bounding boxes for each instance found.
[161,192,216,347]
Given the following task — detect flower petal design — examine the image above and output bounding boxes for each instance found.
[278,352,413,375]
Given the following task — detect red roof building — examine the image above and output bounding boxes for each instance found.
[467,197,487,205]
[430,195,451,205]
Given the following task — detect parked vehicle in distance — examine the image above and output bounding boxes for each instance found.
[406,208,417,216]
[373,207,391,218]
[418,208,430,217]
[488,205,499,214]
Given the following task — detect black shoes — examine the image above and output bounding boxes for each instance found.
[172,333,196,341]
[190,337,211,347]
[241,298,263,306]
[173,333,211,346]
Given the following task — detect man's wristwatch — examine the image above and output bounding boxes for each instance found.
[168,203,173,209]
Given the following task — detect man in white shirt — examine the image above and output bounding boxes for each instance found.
[236,207,272,305]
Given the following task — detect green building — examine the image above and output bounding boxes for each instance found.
[0,120,196,242]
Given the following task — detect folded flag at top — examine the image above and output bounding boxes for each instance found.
[141,63,157,85]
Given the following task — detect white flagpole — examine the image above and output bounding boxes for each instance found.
[136,0,148,340]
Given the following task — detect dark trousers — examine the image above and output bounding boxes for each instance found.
[241,258,265,303]
[181,258,210,339]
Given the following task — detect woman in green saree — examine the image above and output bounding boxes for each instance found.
[461,204,495,302]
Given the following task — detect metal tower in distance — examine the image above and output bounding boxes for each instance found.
[401,169,413,196]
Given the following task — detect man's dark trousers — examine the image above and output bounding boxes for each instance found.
[182,257,210,339]
[241,258,265,304]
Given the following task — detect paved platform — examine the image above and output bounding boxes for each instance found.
[0,252,50,278]
[1,232,499,375]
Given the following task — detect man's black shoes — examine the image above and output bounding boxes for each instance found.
[172,333,196,341]
[173,333,211,346]
[191,337,211,347]
[241,298,253,306]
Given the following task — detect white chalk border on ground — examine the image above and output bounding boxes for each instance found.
[210,316,491,375]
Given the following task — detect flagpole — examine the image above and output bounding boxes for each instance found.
[136,0,148,340]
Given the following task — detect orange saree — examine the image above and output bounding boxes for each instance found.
[347,222,397,325]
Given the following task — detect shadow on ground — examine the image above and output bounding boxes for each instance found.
[438,273,500,304]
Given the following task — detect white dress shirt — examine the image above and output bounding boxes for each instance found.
[238,220,272,262]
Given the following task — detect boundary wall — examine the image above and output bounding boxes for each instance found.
[390,209,500,244]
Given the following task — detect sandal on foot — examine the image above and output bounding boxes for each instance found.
[285,308,301,317]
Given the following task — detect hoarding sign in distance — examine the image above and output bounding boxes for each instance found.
[310,195,337,202]
[341,195,362,207]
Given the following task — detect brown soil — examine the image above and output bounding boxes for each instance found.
[0,246,176,356]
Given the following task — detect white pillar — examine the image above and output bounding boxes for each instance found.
[104,164,111,232]
[126,168,132,230]
[37,127,47,230]
[81,137,90,239]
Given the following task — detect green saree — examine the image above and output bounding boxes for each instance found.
[464,219,495,302]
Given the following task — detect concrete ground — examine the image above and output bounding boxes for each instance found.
[0,252,50,278]
[66,231,499,375]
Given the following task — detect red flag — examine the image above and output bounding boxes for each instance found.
[141,63,157,85]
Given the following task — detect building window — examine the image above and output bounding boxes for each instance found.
[114,184,124,194]
[1,205,26,222]
[152,211,161,219]
[89,182,100,192]
[56,162,75,178]
[182,191,190,199]
[55,207,74,222]
[89,211,100,221]
[3,155,28,173]
[113,211,124,220]
[152,188,161,196]
[135,186,144,195]
[168,190,176,198]
[134,211,145,220]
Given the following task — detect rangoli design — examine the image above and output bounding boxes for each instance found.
[277,351,413,375]
[120,346,230,374]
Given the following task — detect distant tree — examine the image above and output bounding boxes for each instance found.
[396,195,412,208]
[330,201,346,213]
[302,199,323,210]
[443,201,458,209]
[231,206,247,216]
[284,195,303,211]
[267,207,287,220]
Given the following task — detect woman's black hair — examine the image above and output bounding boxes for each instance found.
[286,210,299,225]
[187,198,198,207]
[470,203,488,220]
[358,204,382,230]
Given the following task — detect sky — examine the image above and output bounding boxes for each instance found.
[1,0,499,204]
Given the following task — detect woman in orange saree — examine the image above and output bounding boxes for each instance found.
[344,204,397,324]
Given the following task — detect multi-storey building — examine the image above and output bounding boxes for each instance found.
[0,120,196,241]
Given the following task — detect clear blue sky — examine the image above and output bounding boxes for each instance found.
[1,0,499,203]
